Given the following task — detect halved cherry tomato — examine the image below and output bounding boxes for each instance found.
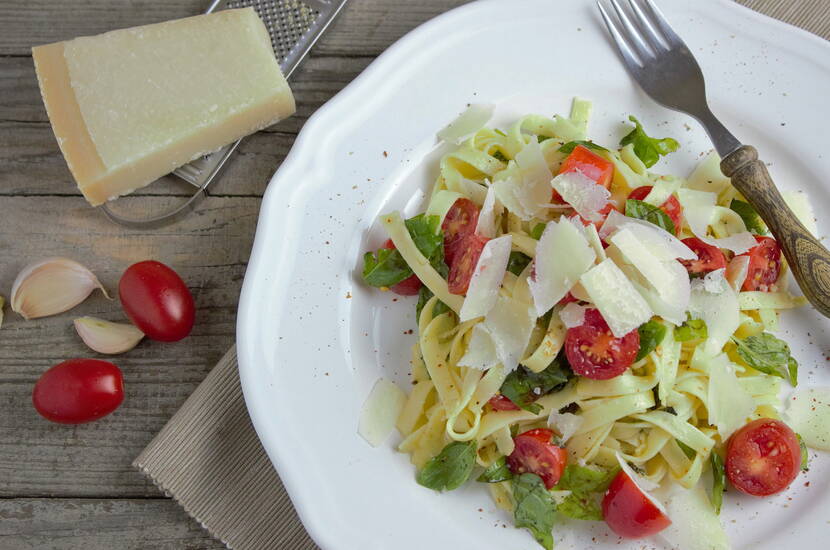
[602,470,671,538]
[567,203,618,230]
[442,198,479,265]
[739,236,782,292]
[565,309,639,380]
[679,237,727,276]
[381,239,422,296]
[119,260,195,342]
[448,233,489,295]
[507,428,567,489]
[553,145,614,203]
[488,394,520,411]
[726,418,801,496]
[627,185,683,235]
[558,292,580,306]
[32,359,124,424]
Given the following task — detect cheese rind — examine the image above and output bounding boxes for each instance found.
[32,8,295,205]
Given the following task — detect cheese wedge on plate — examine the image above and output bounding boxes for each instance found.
[32,8,295,206]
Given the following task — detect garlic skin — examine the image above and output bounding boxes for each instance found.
[11,258,110,320]
[74,317,144,355]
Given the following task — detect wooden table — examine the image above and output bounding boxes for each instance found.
[0,1,468,547]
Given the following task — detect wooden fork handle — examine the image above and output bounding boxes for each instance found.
[721,145,830,317]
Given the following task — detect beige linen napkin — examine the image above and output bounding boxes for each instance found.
[134,3,829,549]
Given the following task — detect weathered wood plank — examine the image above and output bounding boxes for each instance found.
[0,498,226,550]
[0,196,258,497]
[0,0,471,57]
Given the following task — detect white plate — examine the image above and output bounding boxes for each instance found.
[237,1,830,548]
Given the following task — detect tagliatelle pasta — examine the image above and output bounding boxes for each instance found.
[358,99,819,550]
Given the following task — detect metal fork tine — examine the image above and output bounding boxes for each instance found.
[639,0,686,49]
[608,0,655,60]
[597,1,644,68]
[626,0,669,51]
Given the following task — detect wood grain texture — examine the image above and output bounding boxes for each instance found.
[721,146,830,317]
[0,499,225,550]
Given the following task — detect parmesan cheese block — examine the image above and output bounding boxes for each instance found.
[32,8,295,206]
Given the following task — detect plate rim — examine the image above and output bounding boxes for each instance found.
[237,1,830,549]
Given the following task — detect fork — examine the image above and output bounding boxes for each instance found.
[598,0,830,318]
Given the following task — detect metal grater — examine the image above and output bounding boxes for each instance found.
[101,0,348,229]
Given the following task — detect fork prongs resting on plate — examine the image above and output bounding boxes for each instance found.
[596,0,681,66]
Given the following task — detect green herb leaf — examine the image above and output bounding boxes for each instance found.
[416,441,477,492]
[732,332,793,379]
[507,251,532,276]
[404,214,444,260]
[558,140,609,154]
[625,199,676,234]
[636,320,666,361]
[674,318,708,342]
[492,150,509,163]
[787,356,799,387]
[729,199,768,235]
[513,473,556,550]
[499,360,570,414]
[710,453,725,515]
[555,464,619,521]
[477,456,513,483]
[362,249,412,287]
[530,223,547,240]
[677,440,696,459]
[796,433,809,471]
[538,135,554,142]
[620,115,679,168]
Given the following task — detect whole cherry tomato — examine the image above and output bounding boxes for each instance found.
[119,260,195,342]
[33,359,124,424]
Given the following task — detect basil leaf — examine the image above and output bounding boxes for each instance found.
[477,456,513,483]
[405,214,444,261]
[732,332,792,379]
[555,464,619,521]
[513,473,556,550]
[416,441,477,492]
[530,222,547,240]
[636,320,666,361]
[558,140,609,154]
[797,433,809,471]
[492,150,509,162]
[674,318,708,342]
[787,356,799,387]
[499,360,570,414]
[362,249,412,287]
[619,115,679,168]
[677,440,696,459]
[710,453,725,514]
[625,199,676,234]
[729,199,768,235]
[507,251,532,276]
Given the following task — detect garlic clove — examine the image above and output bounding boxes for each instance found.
[74,316,144,355]
[11,258,110,320]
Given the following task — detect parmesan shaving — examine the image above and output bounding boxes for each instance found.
[458,323,500,370]
[358,378,407,447]
[460,235,512,321]
[550,171,610,222]
[548,412,583,444]
[688,274,740,357]
[725,255,750,292]
[559,302,588,328]
[437,103,494,144]
[706,354,756,440]
[677,189,756,254]
[785,387,830,450]
[599,209,696,261]
[579,259,652,337]
[474,183,500,238]
[483,295,536,371]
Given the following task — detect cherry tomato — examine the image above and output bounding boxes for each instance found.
[565,309,639,380]
[725,418,801,496]
[32,359,124,424]
[381,239,422,296]
[442,198,480,265]
[448,233,489,295]
[567,203,618,230]
[627,185,683,235]
[602,470,671,538]
[119,260,195,342]
[488,394,520,411]
[679,237,727,276]
[558,292,580,306]
[507,428,567,489]
[553,145,614,203]
[739,236,782,292]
